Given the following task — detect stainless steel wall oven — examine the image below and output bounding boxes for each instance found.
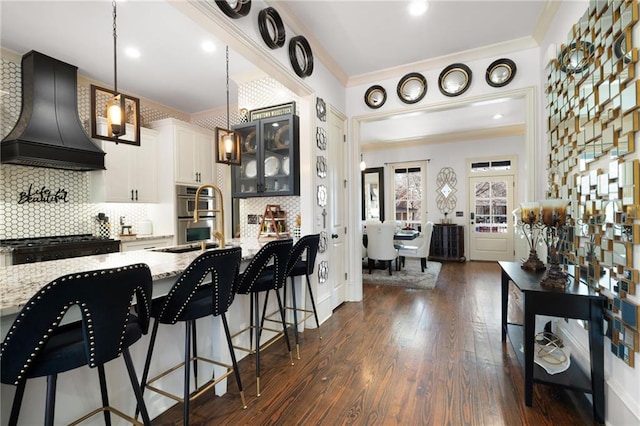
[176,185,216,245]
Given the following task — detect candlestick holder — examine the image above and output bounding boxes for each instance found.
[516,202,545,271]
[539,199,571,289]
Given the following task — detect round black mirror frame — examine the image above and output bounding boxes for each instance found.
[614,32,633,64]
[485,58,517,88]
[438,63,472,97]
[215,0,252,19]
[289,35,314,78]
[364,85,387,109]
[396,72,427,104]
[258,7,286,49]
[558,41,594,74]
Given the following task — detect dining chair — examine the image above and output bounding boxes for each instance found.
[365,221,399,275]
[139,247,246,426]
[233,239,294,397]
[398,221,434,272]
[1,263,153,426]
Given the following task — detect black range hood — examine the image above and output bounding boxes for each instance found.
[1,50,105,171]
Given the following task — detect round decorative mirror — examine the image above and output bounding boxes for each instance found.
[258,7,285,49]
[614,32,633,64]
[215,0,251,19]
[364,85,387,109]
[289,35,314,78]
[396,72,427,104]
[438,63,472,97]
[485,58,517,87]
[558,41,594,73]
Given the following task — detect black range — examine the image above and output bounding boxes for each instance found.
[0,234,120,264]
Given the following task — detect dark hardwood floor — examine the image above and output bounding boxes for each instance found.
[152,261,598,425]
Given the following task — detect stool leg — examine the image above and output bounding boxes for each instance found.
[44,374,57,426]
[137,318,159,419]
[8,380,26,426]
[305,274,322,339]
[275,290,294,366]
[97,364,112,426]
[122,347,151,426]
[259,291,271,339]
[221,314,247,408]
[290,276,300,359]
[254,292,261,397]
[184,321,192,425]
[192,320,199,389]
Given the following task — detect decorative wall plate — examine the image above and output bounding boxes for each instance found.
[289,35,314,78]
[364,85,387,109]
[485,58,517,88]
[258,7,286,49]
[319,231,328,253]
[397,72,427,104]
[318,260,328,283]
[438,63,472,97]
[282,156,290,175]
[316,97,327,121]
[274,124,290,148]
[316,155,327,178]
[316,127,327,150]
[244,159,257,178]
[264,156,280,177]
[317,184,327,206]
[215,0,251,19]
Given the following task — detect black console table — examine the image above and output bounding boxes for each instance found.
[499,261,606,423]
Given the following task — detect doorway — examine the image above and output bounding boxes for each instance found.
[468,158,515,261]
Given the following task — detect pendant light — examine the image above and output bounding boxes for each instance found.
[107,0,124,138]
[216,46,241,165]
[360,154,367,171]
[90,0,140,145]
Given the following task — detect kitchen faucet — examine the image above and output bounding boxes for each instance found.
[193,184,225,250]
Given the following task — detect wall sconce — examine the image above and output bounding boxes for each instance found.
[216,127,241,165]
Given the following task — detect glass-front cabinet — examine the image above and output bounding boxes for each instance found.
[232,114,299,198]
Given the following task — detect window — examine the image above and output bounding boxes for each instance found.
[394,166,423,230]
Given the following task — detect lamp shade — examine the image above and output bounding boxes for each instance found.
[216,127,241,165]
[519,202,540,224]
[539,199,570,226]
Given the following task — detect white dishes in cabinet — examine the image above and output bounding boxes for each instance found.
[264,155,280,177]
[244,159,257,178]
[282,156,290,176]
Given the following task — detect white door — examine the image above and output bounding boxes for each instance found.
[469,175,514,261]
[328,107,347,309]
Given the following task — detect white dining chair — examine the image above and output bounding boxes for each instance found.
[365,221,399,275]
[398,221,434,272]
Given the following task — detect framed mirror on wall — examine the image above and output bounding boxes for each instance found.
[362,167,384,222]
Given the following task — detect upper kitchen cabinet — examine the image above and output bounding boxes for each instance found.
[232,114,299,198]
[91,119,160,203]
[150,118,215,186]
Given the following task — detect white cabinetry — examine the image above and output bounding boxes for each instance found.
[91,123,160,203]
[151,118,215,185]
[120,237,171,252]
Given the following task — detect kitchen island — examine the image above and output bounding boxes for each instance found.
[0,239,279,425]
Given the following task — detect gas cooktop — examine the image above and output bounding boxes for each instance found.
[1,234,120,264]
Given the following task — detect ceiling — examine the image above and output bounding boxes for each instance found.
[1,0,553,138]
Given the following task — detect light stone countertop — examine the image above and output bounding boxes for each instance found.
[0,238,265,316]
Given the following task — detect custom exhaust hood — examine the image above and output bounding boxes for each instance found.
[1,50,105,171]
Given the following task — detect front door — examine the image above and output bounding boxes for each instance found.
[328,106,347,309]
[469,175,514,261]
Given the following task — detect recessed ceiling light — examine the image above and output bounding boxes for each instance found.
[124,47,140,59]
[493,113,503,119]
[201,40,216,53]
[408,1,429,16]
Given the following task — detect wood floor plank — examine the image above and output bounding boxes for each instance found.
[151,261,600,426]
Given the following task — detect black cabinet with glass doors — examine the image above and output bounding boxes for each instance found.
[232,114,299,198]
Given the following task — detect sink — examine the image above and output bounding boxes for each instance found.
[153,242,218,254]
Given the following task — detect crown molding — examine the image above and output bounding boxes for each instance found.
[347,36,539,88]
[532,0,561,45]
[361,124,525,151]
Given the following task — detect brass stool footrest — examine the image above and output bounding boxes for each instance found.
[264,307,314,326]
[69,406,144,426]
[145,355,234,403]
[232,325,286,354]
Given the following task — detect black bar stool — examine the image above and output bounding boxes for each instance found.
[139,247,245,426]
[262,234,321,359]
[232,239,293,397]
[0,263,153,426]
